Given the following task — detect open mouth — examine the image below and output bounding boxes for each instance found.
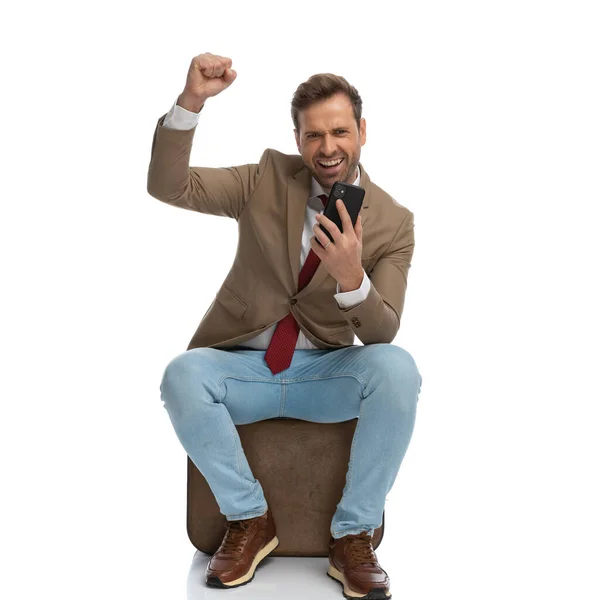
[316,157,344,173]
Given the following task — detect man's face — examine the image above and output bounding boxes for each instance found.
[294,92,367,194]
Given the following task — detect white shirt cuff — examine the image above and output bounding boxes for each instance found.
[162,100,201,130]
[334,270,370,308]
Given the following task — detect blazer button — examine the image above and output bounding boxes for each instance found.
[290,299,297,305]
[351,317,361,328]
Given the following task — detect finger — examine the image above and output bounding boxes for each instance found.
[216,56,232,77]
[197,55,216,76]
[202,59,217,78]
[211,60,226,78]
[355,214,362,240]
[210,56,231,77]
[313,222,330,247]
[336,199,353,234]
[310,236,324,257]
[223,68,237,83]
[205,57,224,78]
[194,55,212,74]
[315,214,341,241]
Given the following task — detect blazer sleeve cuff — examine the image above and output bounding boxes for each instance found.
[334,269,370,308]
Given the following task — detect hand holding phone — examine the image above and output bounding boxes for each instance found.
[318,182,365,244]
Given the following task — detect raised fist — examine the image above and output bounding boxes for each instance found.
[181,52,237,103]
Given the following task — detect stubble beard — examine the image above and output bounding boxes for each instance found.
[309,155,360,195]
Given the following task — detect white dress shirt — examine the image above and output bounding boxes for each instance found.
[162,101,371,349]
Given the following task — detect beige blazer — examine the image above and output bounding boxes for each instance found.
[147,112,416,351]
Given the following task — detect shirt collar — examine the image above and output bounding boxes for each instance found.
[309,164,361,201]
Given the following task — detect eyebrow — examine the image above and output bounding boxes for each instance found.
[304,127,350,134]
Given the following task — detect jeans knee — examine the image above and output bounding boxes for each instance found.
[367,344,420,382]
[365,344,422,409]
[159,348,215,411]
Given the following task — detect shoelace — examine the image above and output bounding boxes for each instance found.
[345,532,378,568]
[218,519,254,556]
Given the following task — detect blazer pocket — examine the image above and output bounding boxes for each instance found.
[328,324,351,337]
[215,285,248,319]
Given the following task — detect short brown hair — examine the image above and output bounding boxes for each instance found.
[291,73,363,133]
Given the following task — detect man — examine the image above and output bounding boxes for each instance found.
[147,52,422,599]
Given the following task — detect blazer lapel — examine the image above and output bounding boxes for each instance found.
[286,167,312,290]
[289,162,372,300]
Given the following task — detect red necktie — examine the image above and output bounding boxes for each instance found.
[264,194,328,374]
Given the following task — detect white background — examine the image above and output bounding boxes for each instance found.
[2,1,599,598]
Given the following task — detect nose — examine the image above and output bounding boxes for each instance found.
[320,134,337,156]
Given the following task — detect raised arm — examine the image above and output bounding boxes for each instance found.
[147,53,262,220]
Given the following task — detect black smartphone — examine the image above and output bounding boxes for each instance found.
[318,181,365,245]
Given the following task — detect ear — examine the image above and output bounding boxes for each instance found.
[294,129,301,153]
[359,118,367,147]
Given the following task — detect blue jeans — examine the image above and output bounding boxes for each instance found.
[159,343,422,539]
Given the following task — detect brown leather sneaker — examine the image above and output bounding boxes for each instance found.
[205,508,279,588]
[327,531,392,599]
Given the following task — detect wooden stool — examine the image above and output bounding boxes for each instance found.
[187,417,385,557]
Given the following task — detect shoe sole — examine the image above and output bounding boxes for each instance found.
[327,564,392,599]
[205,535,280,588]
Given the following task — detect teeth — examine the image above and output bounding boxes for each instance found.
[318,158,343,167]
